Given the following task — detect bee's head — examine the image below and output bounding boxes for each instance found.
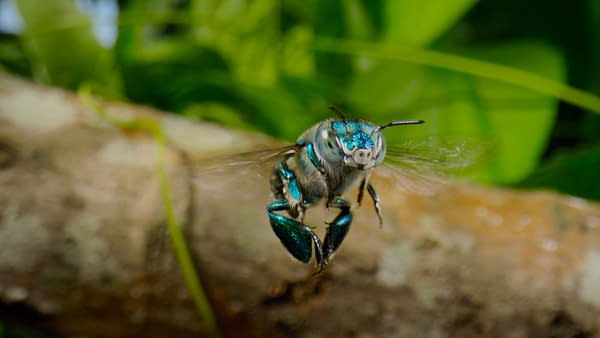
[314,106,424,170]
[315,120,384,170]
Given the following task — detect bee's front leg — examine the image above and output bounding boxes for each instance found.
[367,183,383,226]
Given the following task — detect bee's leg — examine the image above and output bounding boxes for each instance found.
[267,200,324,265]
[268,161,324,268]
[322,198,352,265]
[357,170,373,207]
[367,183,383,226]
[357,178,367,206]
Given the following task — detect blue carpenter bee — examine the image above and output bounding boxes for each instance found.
[265,106,425,273]
[200,106,481,273]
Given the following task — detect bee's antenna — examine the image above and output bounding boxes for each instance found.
[373,119,424,135]
[329,105,347,122]
[380,119,425,130]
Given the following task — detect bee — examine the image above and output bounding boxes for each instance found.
[264,106,425,272]
[200,106,480,273]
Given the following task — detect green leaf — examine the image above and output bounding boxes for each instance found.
[315,38,600,114]
[384,0,477,46]
[0,34,32,77]
[341,0,375,39]
[183,103,253,132]
[236,84,319,140]
[348,40,564,183]
[118,41,234,112]
[14,0,121,96]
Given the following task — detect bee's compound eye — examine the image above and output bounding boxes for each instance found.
[321,129,338,150]
[321,129,329,140]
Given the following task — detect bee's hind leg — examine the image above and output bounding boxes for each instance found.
[267,200,324,267]
[322,197,352,265]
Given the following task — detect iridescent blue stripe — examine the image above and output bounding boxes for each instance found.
[277,163,302,201]
[288,179,302,201]
[306,143,324,172]
[277,162,294,179]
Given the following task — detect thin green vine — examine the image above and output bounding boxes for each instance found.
[79,90,223,338]
[314,38,600,114]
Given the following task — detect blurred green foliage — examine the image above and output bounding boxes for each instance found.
[1,0,600,199]
[13,0,120,93]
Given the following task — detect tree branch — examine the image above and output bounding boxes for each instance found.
[1,74,599,338]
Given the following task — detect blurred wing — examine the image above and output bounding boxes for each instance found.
[192,144,300,189]
[201,144,299,173]
[381,136,490,195]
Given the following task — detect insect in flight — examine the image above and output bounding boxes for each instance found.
[263,105,425,273]
[199,105,481,273]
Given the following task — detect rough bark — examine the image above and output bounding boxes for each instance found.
[1,74,600,338]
